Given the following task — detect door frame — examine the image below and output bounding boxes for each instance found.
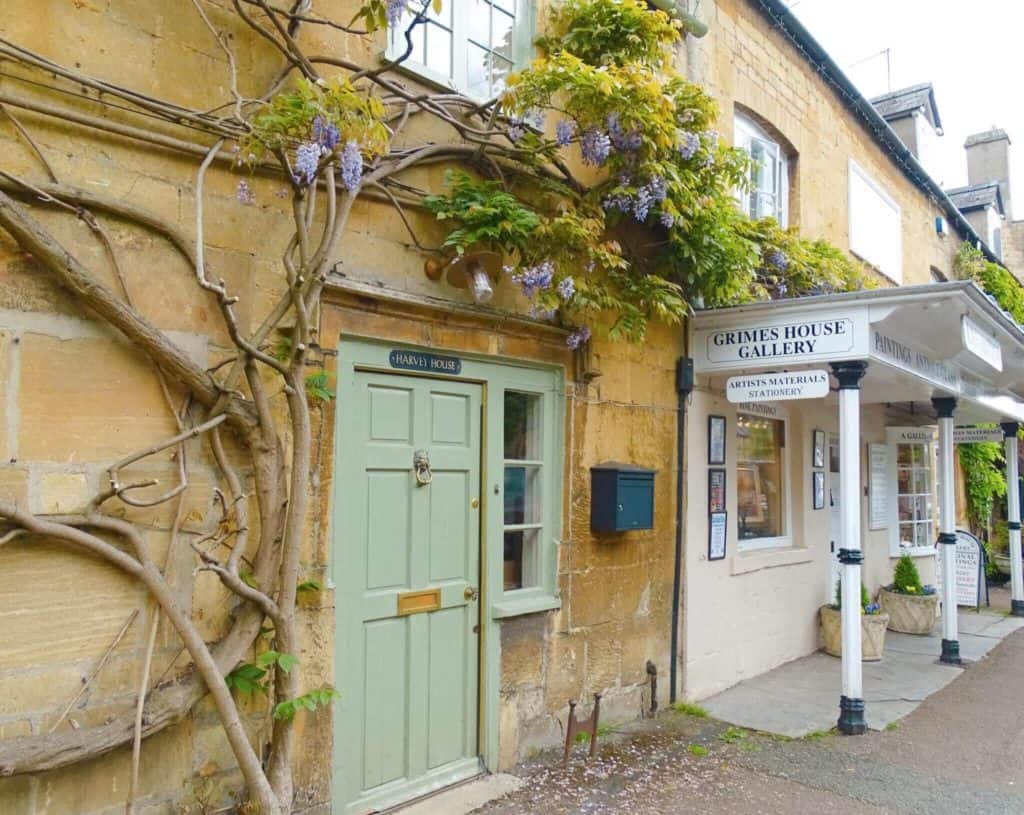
[331,335,566,805]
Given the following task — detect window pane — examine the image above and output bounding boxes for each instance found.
[504,465,540,525]
[466,42,491,99]
[425,22,452,77]
[504,391,540,459]
[492,8,515,50]
[490,54,515,95]
[504,528,538,590]
[899,523,915,549]
[898,496,915,523]
[736,414,785,540]
[468,0,490,47]
[428,1,451,24]
[493,0,515,12]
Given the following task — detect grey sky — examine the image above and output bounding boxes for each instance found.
[786,0,1023,220]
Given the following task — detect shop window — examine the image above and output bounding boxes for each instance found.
[736,412,788,550]
[849,159,902,283]
[887,427,937,556]
[734,113,790,226]
[388,0,531,100]
[503,391,543,590]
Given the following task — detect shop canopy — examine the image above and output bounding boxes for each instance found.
[690,281,1024,424]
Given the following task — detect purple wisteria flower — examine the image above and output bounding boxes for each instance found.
[386,0,408,27]
[236,179,256,205]
[775,282,789,297]
[606,113,641,152]
[312,116,340,154]
[580,128,611,165]
[660,212,676,228]
[566,326,591,349]
[766,248,789,271]
[603,193,632,214]
[340,140,363,191]
[678,131,701,160]
[508,119,527,143]
[702,129,720,146]
[555,119,576,147]
[646,176,667,202]
[512,261,555,297]
[632,185,653,222]
[556,276,575,301]
[292,141,320,186]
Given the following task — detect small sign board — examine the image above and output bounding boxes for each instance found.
[868,443,888,530]
[953,426,1006,445]
[725,370,830,403]
[389,349,462,375]
[934,529,987,610]
[961,315,1003,371]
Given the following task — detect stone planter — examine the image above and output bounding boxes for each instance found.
[819,605,889,661]
[878,587,938,635]
[994,553,1012,575]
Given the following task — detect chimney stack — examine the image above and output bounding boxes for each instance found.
[965,128,1012,219]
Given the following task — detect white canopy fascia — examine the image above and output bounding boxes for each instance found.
[691,281,1024,423]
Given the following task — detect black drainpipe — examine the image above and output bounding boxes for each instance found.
[670,357,694,703]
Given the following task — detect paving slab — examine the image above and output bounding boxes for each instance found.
[702,609,1015,737]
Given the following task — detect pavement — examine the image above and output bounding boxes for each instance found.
[702,605,1024,737]
[468,589,1024,814]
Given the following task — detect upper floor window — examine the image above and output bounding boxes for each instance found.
[734,113,790,226]
[849,159,902,283]
[388,1,530,100]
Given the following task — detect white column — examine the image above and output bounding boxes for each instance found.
[1005,423,1024,617]
[934,398,960,664]
[832,361,867,735]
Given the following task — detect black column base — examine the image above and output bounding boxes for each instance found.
[1012,600,1024,617]
[837,695,866,735]
[940,638,962,665]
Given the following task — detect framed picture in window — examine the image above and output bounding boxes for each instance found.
[708,415,726,465]
[709,469,727,513]
[708,511,728,560]
[813,471,825,510]
[812,429,826,469]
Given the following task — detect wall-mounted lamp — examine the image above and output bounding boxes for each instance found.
[423,251,503,305]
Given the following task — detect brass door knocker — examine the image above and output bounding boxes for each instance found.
[413,450,432,486]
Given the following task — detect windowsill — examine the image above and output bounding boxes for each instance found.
[491,590,561,619]
[730,545,813,576]
[378,50,498,103]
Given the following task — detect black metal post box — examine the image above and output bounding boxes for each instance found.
[590,463,656,532]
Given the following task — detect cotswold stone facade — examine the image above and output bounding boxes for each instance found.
[0,1,1008,814]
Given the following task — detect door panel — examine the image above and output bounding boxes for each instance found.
[337,370,483,814]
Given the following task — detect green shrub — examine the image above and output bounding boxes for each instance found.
[833,579,873,611]
[891,554,924,595]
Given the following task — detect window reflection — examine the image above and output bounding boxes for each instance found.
[736,414,786,540]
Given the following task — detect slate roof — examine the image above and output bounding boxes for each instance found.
[870,83,943,132]
[946,182,1004,215]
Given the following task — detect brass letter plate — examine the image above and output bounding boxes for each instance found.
[397,588,441,616]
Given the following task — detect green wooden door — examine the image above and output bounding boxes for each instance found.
[335,370,483,814]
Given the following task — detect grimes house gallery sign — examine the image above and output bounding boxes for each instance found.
[694,311,870,373]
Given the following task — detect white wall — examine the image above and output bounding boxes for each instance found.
[681,385,937,700]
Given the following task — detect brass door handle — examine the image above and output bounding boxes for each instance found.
[464,586,479,602]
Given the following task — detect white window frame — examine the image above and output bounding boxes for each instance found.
[387,1,533,101]
[848,159,903,283]
[492,366,564,618]
[886,426,938,557]
[735,403,792,553]
[734,112,790,227]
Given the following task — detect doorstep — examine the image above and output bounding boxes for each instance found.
[700,608,1024,738]
[387,774,524,815]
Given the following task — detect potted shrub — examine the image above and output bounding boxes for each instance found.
[820,581,889,661]
[878,555,938,635]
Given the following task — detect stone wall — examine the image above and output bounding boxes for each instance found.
[700,0,965,285]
